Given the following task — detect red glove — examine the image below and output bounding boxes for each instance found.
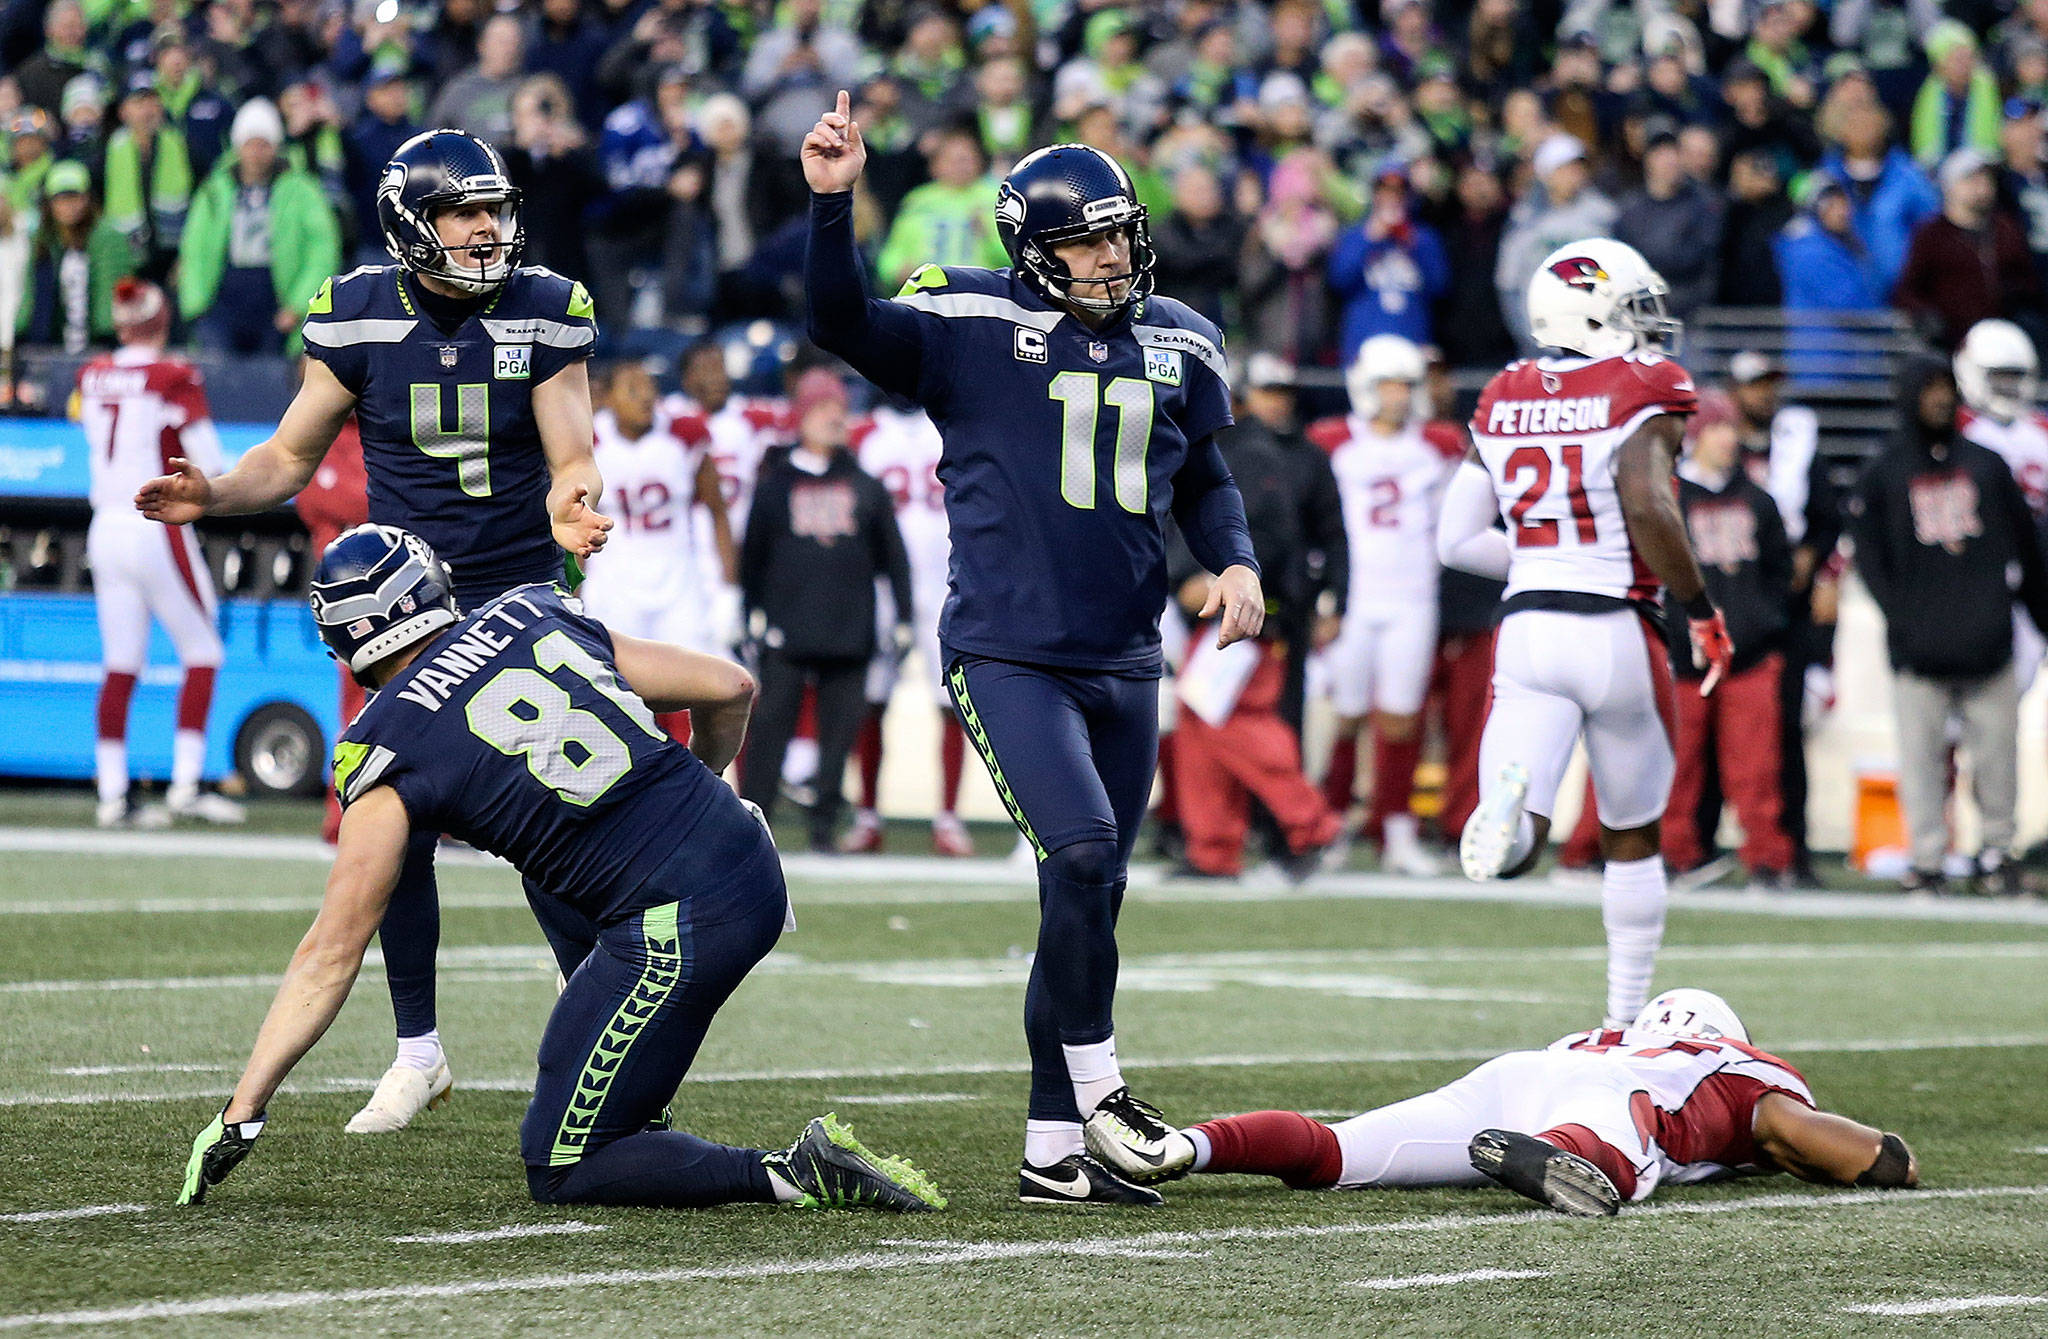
[1688,610,1734,697]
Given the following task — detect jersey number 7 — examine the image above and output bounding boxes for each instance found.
[1503,443,1597,547]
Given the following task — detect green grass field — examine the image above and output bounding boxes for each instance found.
[2,820,2046,1336]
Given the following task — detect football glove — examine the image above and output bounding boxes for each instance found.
[1688,611,1734,697]
[178,1106,266,1206]
[889,622,915,666]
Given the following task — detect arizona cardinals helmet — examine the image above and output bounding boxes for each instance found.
[1526,238,1680,359]
[1632,988,1749,1044]
[1346,333,1427,424]
[1954,318,2039,425]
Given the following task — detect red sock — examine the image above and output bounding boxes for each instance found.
[97,671,137,740]
[1368,728,1423,835]
[1193,1111,1343,1189]
[176,666,215,732]
[854,709,884,809]
[794,686,817,743]
[1323,734,1359,815]
[1153,730,1180,826]
[1536,1123,1638,1201]
[655,710,692,747]
[938,712,965,812]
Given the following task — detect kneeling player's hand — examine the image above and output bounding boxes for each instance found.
[1688,611,1734,697]
[552,485,615,559]
[1202,565,1266,649]
[178,1106,266,1205]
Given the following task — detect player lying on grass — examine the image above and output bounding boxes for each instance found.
[179,523,943,1214]
[1084,989,1915,1216]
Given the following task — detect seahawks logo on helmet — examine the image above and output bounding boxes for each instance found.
[995,182,1026,231]
[1547,257,1610,292]
[377,130,526,295]
[993,144,1156,317]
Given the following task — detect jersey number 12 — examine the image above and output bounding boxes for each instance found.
[1049,371,1155,514]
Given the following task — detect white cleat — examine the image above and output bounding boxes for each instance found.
[166,788,247,825]
[1381,815,1443,877]
[345,1058,452,1133]
[1460,763,1530,882]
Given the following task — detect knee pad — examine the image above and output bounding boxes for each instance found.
[525,1163,570,1204]
[1042,838,1120,889]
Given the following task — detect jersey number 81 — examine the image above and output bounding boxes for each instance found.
[465,631,666,806]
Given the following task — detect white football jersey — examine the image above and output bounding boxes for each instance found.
[1959,405,2048,518]
[582,409,709,604]
[1546,1026,1814,1185]
[661,392,790,540]
[1312,415,1459,608]
[857,405,949,590]
[76,346,224,514]
[1469,353,1698,601]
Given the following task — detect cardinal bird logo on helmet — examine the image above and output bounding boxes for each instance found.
[1548,257,1609,291]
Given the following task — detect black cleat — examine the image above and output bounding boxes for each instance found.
[1083,1086,1183,1184]
[1018,1152,1164,1207]
[762,1114,946,1212]
[1470,1128,1620,1217]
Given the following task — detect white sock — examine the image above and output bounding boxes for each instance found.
[1384,813,1421,851]
[394,1029,443,1071]
[854,806,877,823]
[1184,1127,1212,1173]
[1024,1119,1083,1167]
[1602,855,1667,1023]
[764,1166,805,1203]
[172,729,205,792]
[95,740,127,806]
[1062,1036,1124,1116]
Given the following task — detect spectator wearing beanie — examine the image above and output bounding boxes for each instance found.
[16,160,137,352]
[1719,148,1793,307]
[1913,20,2002,169]
[1329,159,1448,362]
[177,97,340,356]
[1615,117,1725,323]
[1849,357,2048,894]
[739,369,914,853]
[1775,174,1885,379]
[1661,392,1796,883]
[103,75,191,283]
[1895,148,2043,351]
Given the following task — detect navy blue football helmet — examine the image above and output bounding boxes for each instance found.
[995,144,1156,316]
[309,524,460,684]
[377,129,525,294]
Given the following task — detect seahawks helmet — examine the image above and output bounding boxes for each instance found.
[376,129,525,294]
[995,144,1155,316]
[309,524,460,684]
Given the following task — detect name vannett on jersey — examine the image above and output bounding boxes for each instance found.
[1485,396,1614,436]
[391,592,547,712]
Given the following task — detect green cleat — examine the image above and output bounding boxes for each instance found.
[763,1114,947,1212]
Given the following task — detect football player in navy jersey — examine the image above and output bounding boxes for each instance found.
[137,130,615,1136]
[179,525,943,1213]
[803,92,1265,1205]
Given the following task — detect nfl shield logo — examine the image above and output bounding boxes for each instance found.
[398,595,416,614]
[1088,342,1109,363]
[439,345,459,369]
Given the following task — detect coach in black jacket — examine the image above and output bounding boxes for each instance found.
[1850,356,2048,892]
[739,368,914,851]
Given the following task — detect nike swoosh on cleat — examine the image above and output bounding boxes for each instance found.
[1020,1166,1092,1197]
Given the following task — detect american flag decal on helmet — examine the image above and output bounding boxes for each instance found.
[348,618,373,637]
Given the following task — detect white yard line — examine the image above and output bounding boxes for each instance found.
[0,1205,147,1224]
[1841,1294,2048,1317]
[1352,1268,1552,1291]
[4,1033,2045,1109]
[8,826,2048,923]
[388,1222,606,1246]
[11,939,2048,998]
[0,1185,2039,1331]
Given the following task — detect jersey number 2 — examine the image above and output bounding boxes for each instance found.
[465,631,665,806]
[1504,444,1597,547]
[412,382,492,499]
[1049,371,1154,513]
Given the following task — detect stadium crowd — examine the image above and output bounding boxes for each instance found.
[8,0,2048,894]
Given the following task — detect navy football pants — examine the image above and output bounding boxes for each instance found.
[945,652,1157,1123]
[522,832,787,1207]
[376,577,602,1039]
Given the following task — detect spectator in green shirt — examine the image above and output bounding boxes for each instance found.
[15,159,137,351]
[874,126,1006,290]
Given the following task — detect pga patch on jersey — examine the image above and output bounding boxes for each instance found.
[1143,346,1184,387]
[494,344,532,380]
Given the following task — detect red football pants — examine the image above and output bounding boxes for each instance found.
[1431,630,1495,841]
[1663,654,1793,873]
[1176,643,1341,875]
